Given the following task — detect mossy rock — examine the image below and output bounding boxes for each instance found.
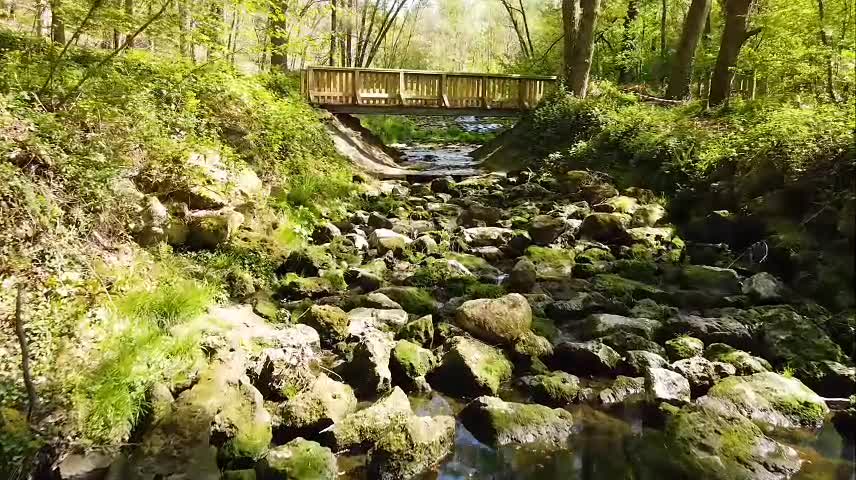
[444,252,502,279]
[704,372,830,430]
[518,371,582,406]
[390,340,436,392]
[612,259,657,282]
[280,374,358,433]
[629,299,677,322]
[663,403,800,480]
[756,307,848,374]
[430,336,513,397]
[680,265,741,295]
[704,343,771,375]
[512,330,554,358]
[326,387,412,451]
[407,258,476,288]
[367,414,456,480]
[599,331,665,357]
[300,305,349,346]
[525,246,576,280]
[396,314,434,347]
[576,247,616,264]
[277,274,340,300]
[459,396,574,447]
[579,313,662,340]
[664,336,704,361]
[531,316,559,342]
[590,274,667,303]
[257,438,337,480]
[454,293,533,345]
[376,287,439,315]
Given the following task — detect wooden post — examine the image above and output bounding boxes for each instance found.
[353,69,361,104]
[518,79,527,109]
[399,70,406,105]
[306,67,314,103]
[481,75,489,108]
[440,74,450,107]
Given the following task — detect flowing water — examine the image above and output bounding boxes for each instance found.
[396,143,482,178]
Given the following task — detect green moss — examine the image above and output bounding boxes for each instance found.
[591,274,664,302]
[771,398,827,426]
[528,372,581,406]
[378,287,437,315]
[577,248,615,264]
[465,282,507,299]
[665,336,704,361]
[408,259,474,288]
[531,316,560,341]
[612,259,657,282]
[525,246,575,280]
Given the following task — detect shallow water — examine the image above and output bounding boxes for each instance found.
[396,143,481,177]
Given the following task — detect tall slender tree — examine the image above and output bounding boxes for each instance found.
[617,0,639,84]
[562,0,579,81]
[567,0,601,97]
[666,0,711,98]
[708,0,760,106]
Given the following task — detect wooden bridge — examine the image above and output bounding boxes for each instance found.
[302,66,556,116]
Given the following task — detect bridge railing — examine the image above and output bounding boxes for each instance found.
[301,66,556,114]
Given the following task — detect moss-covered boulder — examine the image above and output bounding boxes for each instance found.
[528,214,566,246]
[600,331,666,357]
[680,265,741,295]
[299,305,349,347]
[590,274,667,303]
[512,330,554,358]
[703,372,829,430]
[186,208,245,250]
[390,340,436,392]
[551,340,621,376]
[257,438,337,480]
[671,357,736,396]
[662,403,800,480]
[460,396,574,447]
[277,275,340,300]
[579,313,662,340]
[597,376,645,407]
[741,272,787,303]
[279,373,357,434]
[454,293,532,345]
[644,367,690,405]
[704,343,771,375]
[375,287,439,315]
[430,336,513,397]
[664,336,704,361]
[662,313,752,349]
[525,246,576,280]
[507,257,537,293]
[367,415,455,480]
[395,314,434,347]
[578,212,632,245]
[462,226,514,247]
[517,371,582,406]
[756,308,848,375]
[325,387,413,450]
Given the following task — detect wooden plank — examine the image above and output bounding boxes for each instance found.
[440,74,449,107]
[353,70,361,104]
[399,71,406,104]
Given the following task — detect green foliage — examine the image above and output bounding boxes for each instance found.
[0,407,43,480]
[115,280,215,329]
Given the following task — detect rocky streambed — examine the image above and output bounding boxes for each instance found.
[83,162,854,480]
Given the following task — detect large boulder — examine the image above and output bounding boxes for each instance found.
[662,403,801,480]
[662,313,752,349]
[551,340,621,376]
[525,246,576,280]
[664,336,704,361]
[756,308,848,372]
[366,415,455,480]
[742,272,787,303]
[279,374,357,434]
[343,328,395,396]
[460,396,574,447]
[395,314,434,347]
[578,213,632,245]
[368,228,412,255]
[670,357,736,396]
[516,371,582,407]
[325,387,412,450]
[702,372,829,430]
[507,257,537,293]
[186,208,244,250]
[644,367,690,405]
[704,343,771,375]
[454,293,532,345]
[623,350,670,376]
[528,215,566,245]
[680,265,741,295]
[257,438,336,480]
[430,336,513,397]
[462,227,514,247]
[579,313,661,340]
[390,340,436,393]
[299,305,349,347]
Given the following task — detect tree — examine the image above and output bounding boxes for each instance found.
[666,0,712,98]
[562,0,579,81]
[329,0,337,65]
[816,0,839,101]
[566,0,601,97]
[708,0,760,106]
[617,0,639,84]
[498,0,534,58]
[50,0,65,43]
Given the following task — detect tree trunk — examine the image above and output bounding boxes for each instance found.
[562,0,579,82]
[329,0,337,66]
[617,0,639,84]
[568,0,601,97]
[660,0,667,56]
[816,0,838,101]
[708,0,759,106]
[49,0,64,43]
[666,0,711,99]
[178,0,189,58]
[345,0,353,66]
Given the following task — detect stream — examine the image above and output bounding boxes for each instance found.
[395,143,482,178]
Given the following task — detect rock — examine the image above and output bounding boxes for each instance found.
[395,314,434,347]
[591,274,667,303]
[369,212,394,229]
[344,268,383,292]
[552,340,621,376]
[311,222,341,244]
[358,292,402,310]
[344,328,395,395]
[578,213,631,245]
[57,451,116,480]
[390,340,436,393]
[598,376,645,406]
[512,330,554,358]
[223,470,256,480]
[742,272,787,303]
[257,438,337,480]
[430,336,513,397]
[347,308,409,335]
[663,313,752,349]
[664,336,704,361]
[798,360,856,398]
[300,305,349,347]
[599,331,665,357]
[375,287,439,315]
[430,177,455,194]
[756,307,847,373]
[368,229,412,255]
[326,387,413,450]
[462,227,513,247]
[644,367,690,405]
[703,372,830,430]
[544,291,616,321]
[367,415,455,480]
[460,396,574,447]
[505,231,533,256]
[226,269,256,299]
[704,343,771,375]
[525,246,575,280]
[579,313,662,340]
[470,246,504,262]
[517,371,582,406]
[507,257,537,293]
[629,299,677,321]
[186,208,244,250]
[632,204,666,227]
[412,235,438,254]
[454,293,532,345]
[662,403,801,480]
[680,265,741,294]
[623,350,670,376]
[458,202,503,227]
[281,250,330,277]
[671,357,736,396]
[581,183,619,205]
[528,215,566,245]
[278,276,338,300]
[279,374,357,434]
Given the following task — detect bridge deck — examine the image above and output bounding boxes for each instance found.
[302,67,556,116]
